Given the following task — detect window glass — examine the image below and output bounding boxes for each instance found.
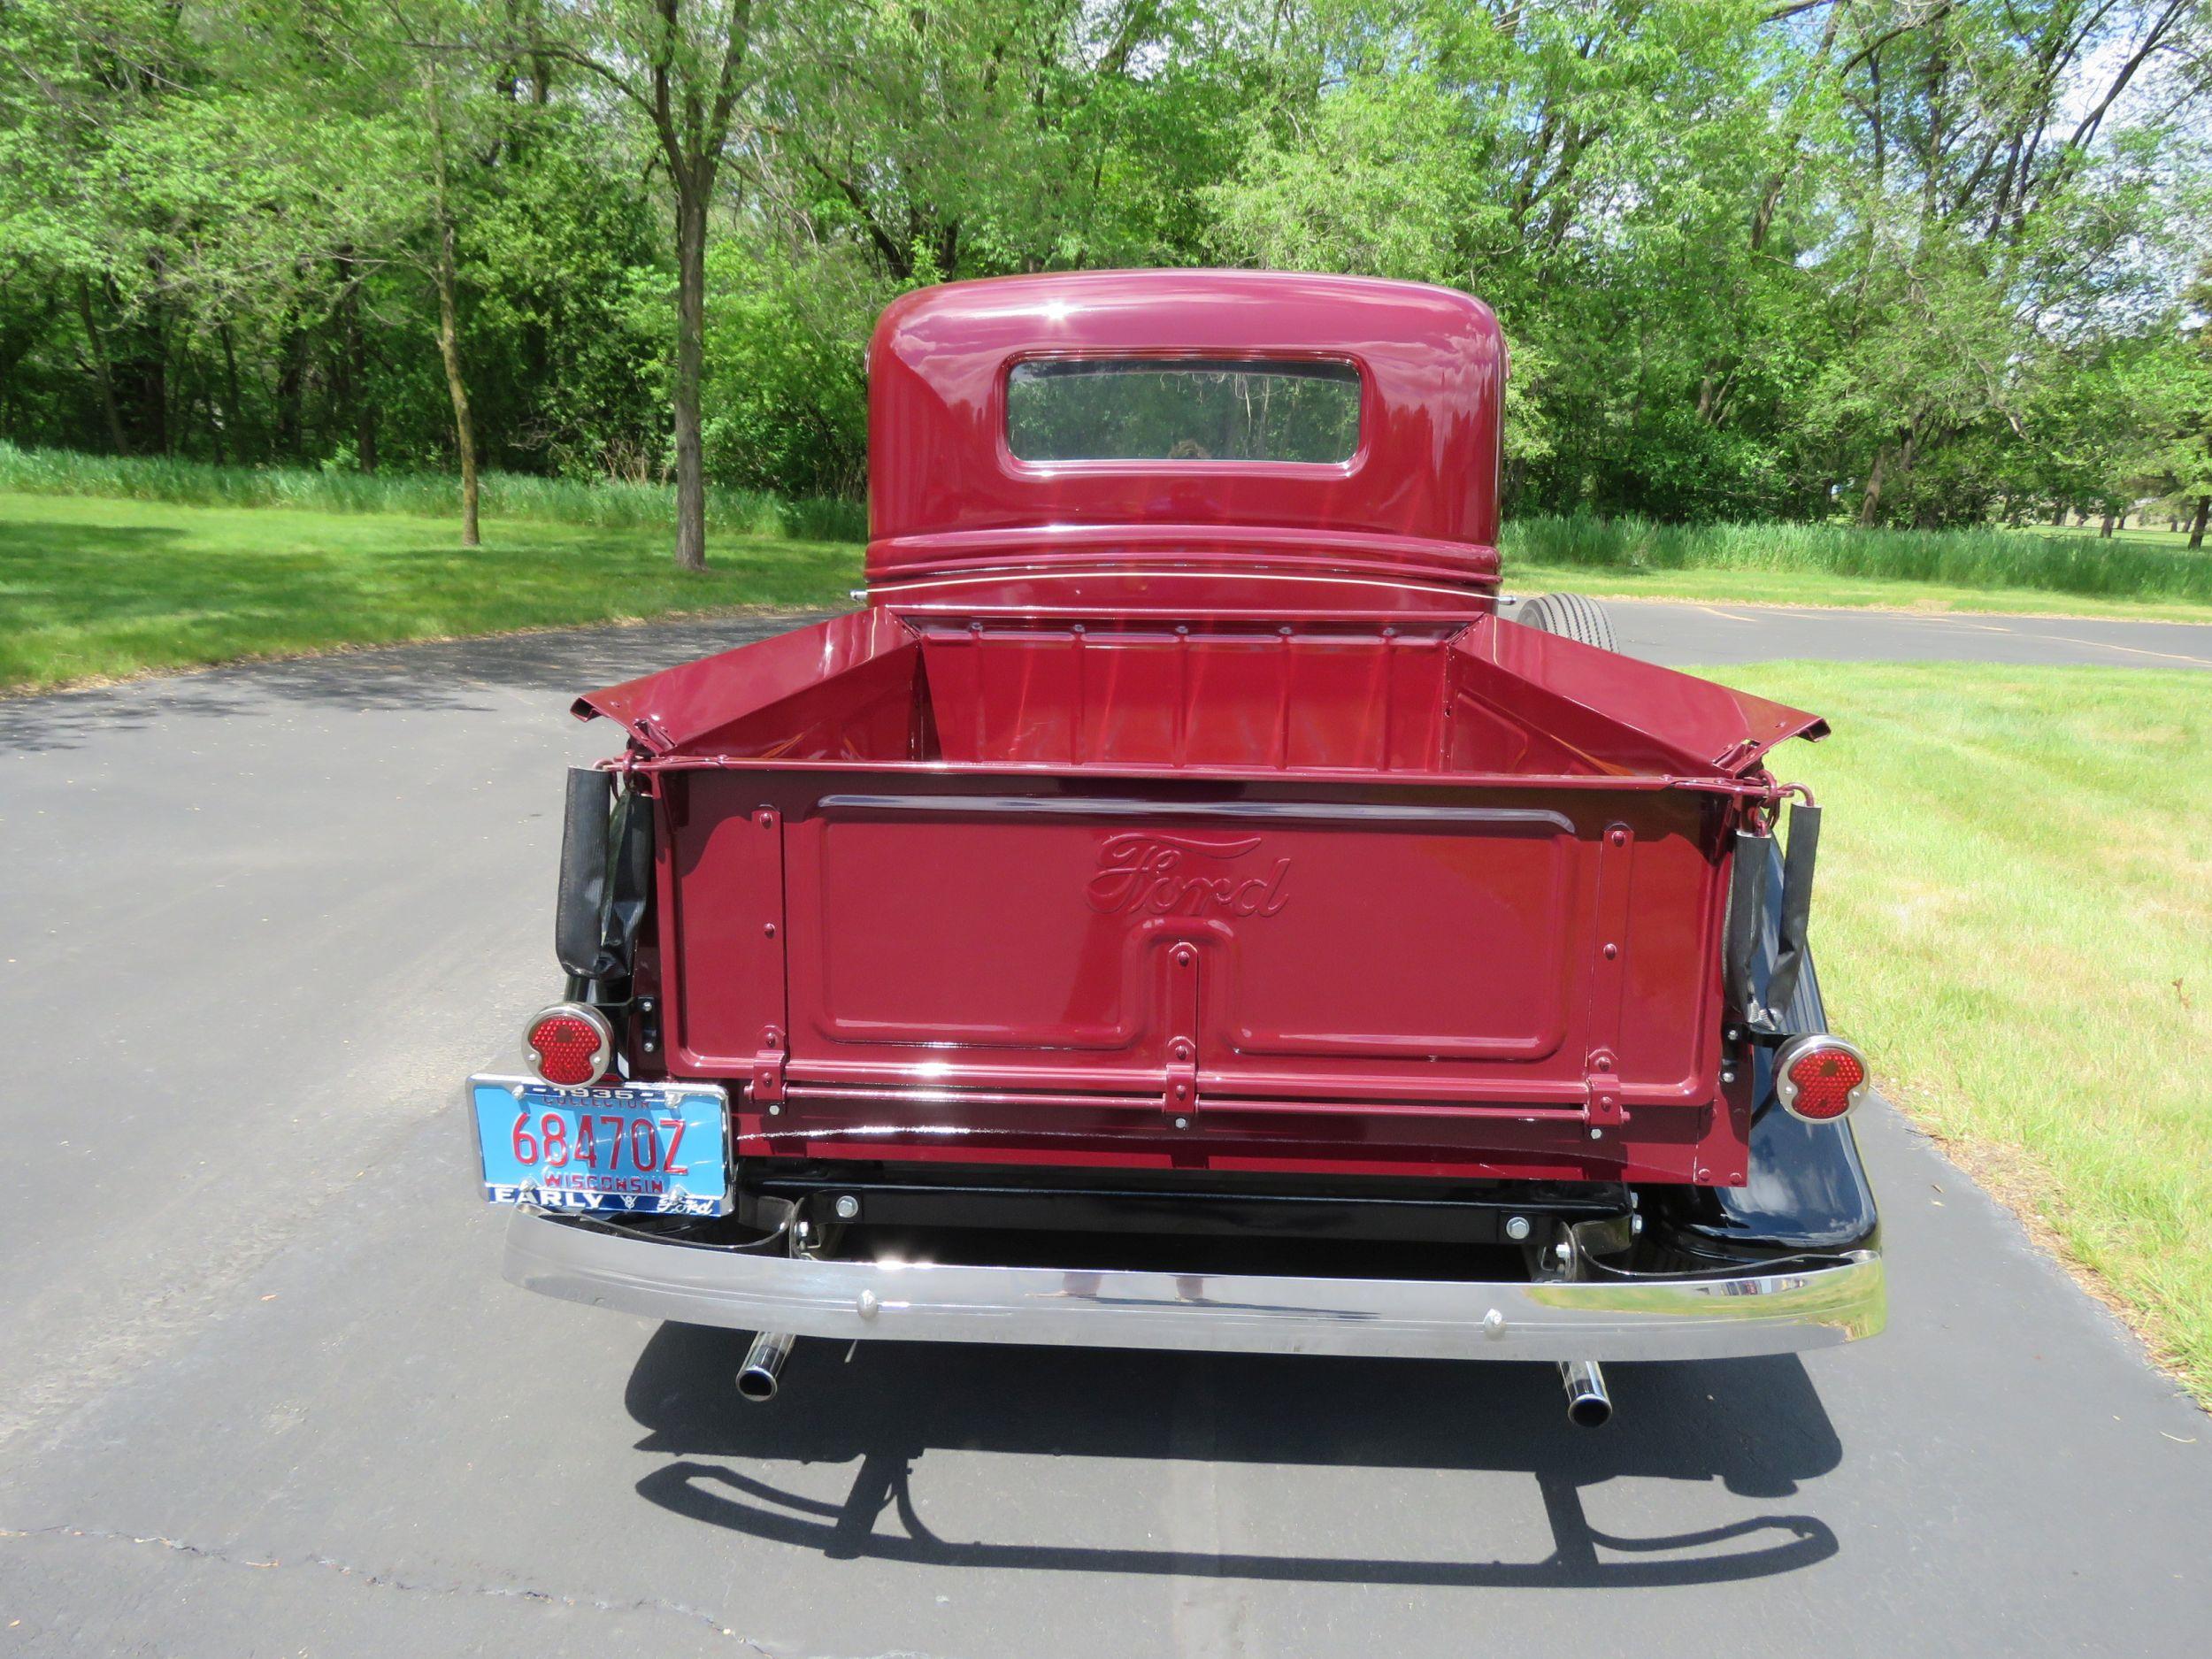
[1006,358,1361,464]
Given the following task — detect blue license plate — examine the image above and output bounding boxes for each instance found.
[470,1078,729,1216]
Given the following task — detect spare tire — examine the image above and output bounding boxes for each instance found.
[1515,591,1618,654]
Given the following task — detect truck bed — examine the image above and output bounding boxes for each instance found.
[578,610,1826,1188]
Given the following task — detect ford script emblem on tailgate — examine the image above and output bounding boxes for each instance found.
[1086,833,1293,918]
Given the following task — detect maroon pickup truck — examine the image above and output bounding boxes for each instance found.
[467,271,1882,1427]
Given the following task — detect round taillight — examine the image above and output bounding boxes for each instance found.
[1775,1034,1870,1123]
[524,1003,613,1087]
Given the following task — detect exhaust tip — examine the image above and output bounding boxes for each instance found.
[736,1365,779,1402]
[1566,1390,1613,1430]
[738,1331,794,1404]
[1559,1358,1613,1429]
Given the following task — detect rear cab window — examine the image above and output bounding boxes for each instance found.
[1007,357,1362,465]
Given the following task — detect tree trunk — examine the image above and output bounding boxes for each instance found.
[219,323,247,459]
[425,65,480,548]
[204,373,227,465]
[434,262,480,547]
[639,0,755,572]
[277,318,307,461]
[2190,495,2209,550]
[76,278,129,455]
[358,392,380,474]
[334,248,378,471]
[1857,446,1887,526]
[144,280,173,455]
[671,175,709,573]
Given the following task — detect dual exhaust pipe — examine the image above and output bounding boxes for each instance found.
[738,1330,794,1402]
[1559,1358,1612,1428]
[741,1329,1611,1427]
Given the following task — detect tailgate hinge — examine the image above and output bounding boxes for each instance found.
[1165,1050,1198,1124]
[1584,1052,1624,1128]
[744,803,788,1114]
[1165,941,1200,1126]
[1580,820,1635,1140]
[750,1025,787,1108]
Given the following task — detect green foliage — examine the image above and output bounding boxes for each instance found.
[699,241,871,499]
[3,0,2210,535]
[0,442,866,540]
[1507,514,2212,603]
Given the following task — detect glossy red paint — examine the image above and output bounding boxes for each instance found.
[577,611,1823,778]
[865,271,1505,607]
[580,272,1826,1187]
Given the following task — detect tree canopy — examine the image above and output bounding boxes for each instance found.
[4,0,2209,549]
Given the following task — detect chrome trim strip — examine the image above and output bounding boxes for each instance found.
[503,1210,1884,1362]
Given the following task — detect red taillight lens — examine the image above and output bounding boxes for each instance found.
[1776,1035,1869,1123]
[525,1004,611,1087]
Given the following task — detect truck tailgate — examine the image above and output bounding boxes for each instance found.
[656,772,1743,1185]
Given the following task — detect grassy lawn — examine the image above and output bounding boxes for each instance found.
[0,492,863,695]
[2016,520,2207,553]
[1515,560,2212,622]
[10,488,2212,695]
[1718,662,2212,1401]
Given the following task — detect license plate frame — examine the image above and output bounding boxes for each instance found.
[468,1075,730,1217]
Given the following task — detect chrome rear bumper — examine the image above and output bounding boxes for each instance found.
[503,1210,1884,1363]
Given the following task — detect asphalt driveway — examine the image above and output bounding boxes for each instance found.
[2,604,2206,1656]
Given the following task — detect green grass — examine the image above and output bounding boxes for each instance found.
[8,465,2212,695]
[0,441,867,542]
[0,492,862,694]
[2016,519,2206,553]
[1718,662,2212,1400]
[1513,560,2212,621]
[1509,513,2212,606]
[8,444,2208,606]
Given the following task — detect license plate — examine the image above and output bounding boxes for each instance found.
[469,1078,729,1216]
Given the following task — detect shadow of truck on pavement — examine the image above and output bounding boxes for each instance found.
[625,1323,1844,1588]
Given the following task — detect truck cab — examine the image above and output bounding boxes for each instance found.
[466,272,1882,1425]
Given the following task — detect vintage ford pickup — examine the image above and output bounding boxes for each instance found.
[466,271,1883,1425]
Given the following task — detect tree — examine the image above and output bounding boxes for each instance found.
[418,45,482,544]
[5,0,2209,539]
[2158,258,2212,548]
[549,0,761,572]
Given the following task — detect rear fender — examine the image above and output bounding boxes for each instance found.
[1654,840,1879,1259]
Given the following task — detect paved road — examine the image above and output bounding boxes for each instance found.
[1591,596,2212,668]
[3,607,2208,1657]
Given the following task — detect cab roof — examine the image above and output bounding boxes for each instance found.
[865,270,1505,599]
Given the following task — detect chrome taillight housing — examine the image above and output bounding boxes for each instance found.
[1773,1033,1871,1123]
[523,1002,614,1087]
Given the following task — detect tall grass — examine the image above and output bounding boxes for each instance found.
[0,442,867,543]
[7,445,2208,604]
[1508,513,2212,603]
